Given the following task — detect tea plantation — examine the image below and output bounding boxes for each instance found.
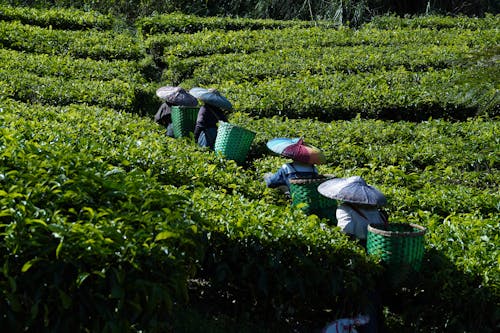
[0,4,498,332]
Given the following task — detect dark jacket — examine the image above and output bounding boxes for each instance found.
[154,102,173,126]
[193,104,228,142]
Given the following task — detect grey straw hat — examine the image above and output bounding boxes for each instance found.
[156,86,198,106]
[317,176,387,206]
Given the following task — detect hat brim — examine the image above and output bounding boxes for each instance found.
[156,86,198,106]
[318,176,387,206]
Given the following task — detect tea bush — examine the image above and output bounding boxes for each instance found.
[0,9,498,332]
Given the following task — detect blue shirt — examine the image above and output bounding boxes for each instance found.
[265,162,319,188]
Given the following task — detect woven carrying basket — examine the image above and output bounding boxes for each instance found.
[171,106,199,138]
[367,223,426,285]
[289,176,337,225]
[214,122,256,164]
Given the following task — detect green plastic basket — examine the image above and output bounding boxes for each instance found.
[289,176,337,225]
[171,106,199,138]
[214,121,256,164]
[367,223,426,285]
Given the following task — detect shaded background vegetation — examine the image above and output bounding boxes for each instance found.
[1,0,499,24]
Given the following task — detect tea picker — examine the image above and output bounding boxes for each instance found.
[264,137,324,195]
[189,87,231,149]
[154,86,198,137]
[318,175,388,245]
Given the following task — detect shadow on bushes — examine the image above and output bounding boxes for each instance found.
[186,234,499,332]
[189,232,381,332]
[382,248,499,332]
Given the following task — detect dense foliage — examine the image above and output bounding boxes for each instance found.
[1,0,498,22]
[0,5,498,332]
[0,98,381,331]
[0,3,114,29]
[146,15,499,121]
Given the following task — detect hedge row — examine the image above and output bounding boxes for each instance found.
[147,25,498,60]
[0,48,146,83]
[214,66,499,121]
[136,12,337,36]
[0,45,159,113]
[0,20,145,61]
[164,43,479,85]
[0,3,115,30]
[368,13,500,30]
[0,68,140,110]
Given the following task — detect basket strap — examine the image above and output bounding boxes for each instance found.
[206,104,223,121]
[285,164,301,178]
[345,203,368,220]
[284,163,317,178]
[345,203,390,227]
